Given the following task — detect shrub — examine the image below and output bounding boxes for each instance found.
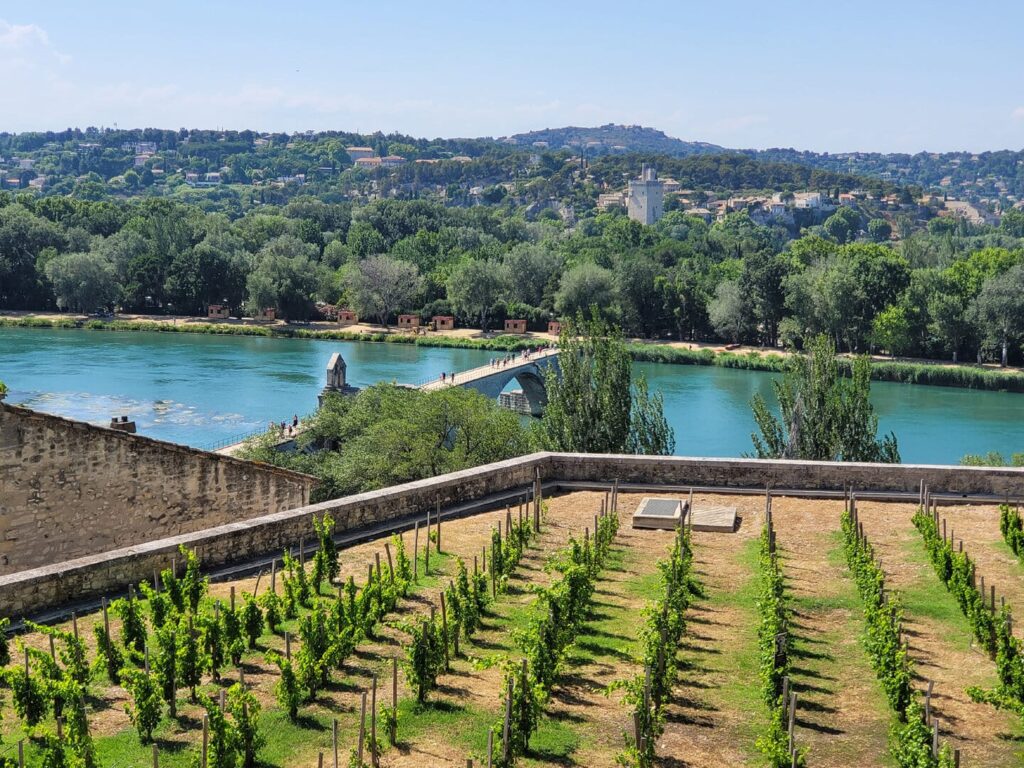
[120,666,162,743]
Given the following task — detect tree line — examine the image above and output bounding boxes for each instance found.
[5,190,1024,364]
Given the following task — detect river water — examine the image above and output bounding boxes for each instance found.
[2,327,1023,464]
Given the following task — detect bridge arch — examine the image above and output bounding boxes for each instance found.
[417,349,560,416]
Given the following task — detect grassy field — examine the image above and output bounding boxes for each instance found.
[3,494,1024,767]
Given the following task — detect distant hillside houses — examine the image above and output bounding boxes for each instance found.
[348,146,407,169]
[185,172,222,187]
[598,167,847,225]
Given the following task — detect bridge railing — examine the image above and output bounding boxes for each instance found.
[198,428,268,452]
[412,347,559,390]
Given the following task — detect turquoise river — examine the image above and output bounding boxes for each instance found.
[2,326,1023,464]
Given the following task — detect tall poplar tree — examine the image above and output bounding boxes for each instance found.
[750,334,899,463]
[537,313,674,455]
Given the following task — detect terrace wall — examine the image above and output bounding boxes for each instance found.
[4,451,1024,617]
[0,403,315,576]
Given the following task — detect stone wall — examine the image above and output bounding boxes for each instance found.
[0,404,315,575]
[546,453,1024,497]
[5,450,1024,617]
[0,453,546,616]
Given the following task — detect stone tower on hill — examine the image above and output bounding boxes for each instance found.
[627,164,664,225]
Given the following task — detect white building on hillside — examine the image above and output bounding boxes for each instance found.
[627,164,664,225]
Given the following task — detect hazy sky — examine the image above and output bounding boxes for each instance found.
[5,1,1024,153]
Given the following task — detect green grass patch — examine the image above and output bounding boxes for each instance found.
[688,536,764,759]
[898,537,981,634]
[565,545,638,668]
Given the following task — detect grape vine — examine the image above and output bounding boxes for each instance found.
[843,503,956,767]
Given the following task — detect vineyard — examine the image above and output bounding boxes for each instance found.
[1,490,1024,767]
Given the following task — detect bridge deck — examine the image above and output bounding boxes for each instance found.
[417,347,559,391]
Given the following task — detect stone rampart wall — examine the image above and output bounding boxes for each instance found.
[5,451,1024,617]
[0,404,315,575]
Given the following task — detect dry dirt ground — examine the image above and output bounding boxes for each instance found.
[857,501,1024,768]
[771,498,892,768]
[657,492,764,768]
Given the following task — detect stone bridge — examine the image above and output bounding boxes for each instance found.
[418,348,560,416]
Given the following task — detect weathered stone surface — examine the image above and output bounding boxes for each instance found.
[0,404,315,576]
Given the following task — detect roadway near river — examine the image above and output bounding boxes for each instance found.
[3,326,1024,463]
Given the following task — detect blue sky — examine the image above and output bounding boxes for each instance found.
[4,1,1024,153]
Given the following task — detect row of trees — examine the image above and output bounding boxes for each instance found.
[6,189,1024,363]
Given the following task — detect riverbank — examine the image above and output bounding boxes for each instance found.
[630,344,1024,393]
[4,311,1024,393]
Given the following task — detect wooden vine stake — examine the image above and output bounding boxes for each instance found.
[436,498,442,553]
[534,467,542,533]
[424,511,431,574]
[391,657,399,746]
[384,542,394,581]
[413,520,420,581]
[358,690,367,764]
[201,714,209,768]
[487,728,494,768]
[152,743,158,768]
[317,753,324,768]
[333,718,339,768]
[371,675,379,768]
[502,678,513,763]
[787,692,797,749]
[491,541,497,597]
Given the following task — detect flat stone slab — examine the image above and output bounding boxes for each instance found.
[690,504,737,533]
[632,497,689,530]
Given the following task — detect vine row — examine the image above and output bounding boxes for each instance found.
[617,523,698,768]
[755,499,806,768]
[912,506,996,654]
[496,507,620,765]
[999,504,1024,565]
[842,500,957,767]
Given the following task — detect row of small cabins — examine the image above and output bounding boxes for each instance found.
[206,304,561,335]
